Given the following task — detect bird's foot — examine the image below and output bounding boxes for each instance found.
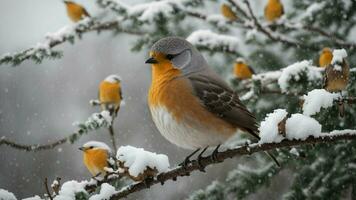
[143,176,154,188]
[197,146,208,172]
[179,148,201,169]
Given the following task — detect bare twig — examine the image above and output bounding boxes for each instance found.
[107,131,356,199]
[108,124,118,153]
[0,137,68,152]
[227,0,250,19]
[44,178,53,200]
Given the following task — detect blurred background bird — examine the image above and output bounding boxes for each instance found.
[319,47,333,68]
[233,57,255,80]
[146,37,278,167]
[324,51,349,117]
[264,0,284,22]
[63,0,90,22]
[98,74,123,152]
[220,3,238,21]
[79,141,112,178]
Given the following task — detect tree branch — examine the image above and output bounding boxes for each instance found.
[107,131,356,199]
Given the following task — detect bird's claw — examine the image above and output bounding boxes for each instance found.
[210,144,221,162]
[179,148,201,169]
[197,146,208,172]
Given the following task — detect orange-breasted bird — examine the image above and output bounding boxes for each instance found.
[79,141,112,177]
[63,0,90,22]
[220,3,238,21]
[99,75,122,117]
[319,47,333,68]
[233,58,255,79]
[264,0,284,22]
[145,37,278,166]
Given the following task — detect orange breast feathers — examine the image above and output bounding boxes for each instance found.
[66,3,89,22]
[234,63,253,79]
[99,81,122,109]
[148,56,236,134]
[319,50,333,67]
[83,149,109,176]
[264,0,284,22]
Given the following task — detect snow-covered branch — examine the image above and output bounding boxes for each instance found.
[0,19,142,66]
[0,111,113,151]
[50,130,356,200]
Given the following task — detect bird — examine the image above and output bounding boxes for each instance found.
[79,141,112,177]
[319,47,333,68]
[324,58,349,93]
[63,0,90,22]
[220,3,238,21]
[324,53,349,117]
[264,0,284,22]
[233,58,255,79]
[98,75,122,152]
[99,75,123,117]
[146,37,278,167]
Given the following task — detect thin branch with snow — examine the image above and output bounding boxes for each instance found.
[78,130,356,199]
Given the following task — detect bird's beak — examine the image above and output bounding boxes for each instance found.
[78,147,85,151]
[145,57,158,64]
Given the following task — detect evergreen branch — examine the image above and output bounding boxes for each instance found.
[90,131,356,199]
[226,0,250,20]
[0,19,143,66]
[0,111,113,152]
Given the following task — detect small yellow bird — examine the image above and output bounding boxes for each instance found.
[99,75,123,117]
[220,3,238,21]
[319,47,333,68]
[79,141,112,177]
[233,58,255,79]
[63,0,90,22]
[264,0,284,22]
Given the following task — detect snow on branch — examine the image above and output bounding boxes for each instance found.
[187,30,241,54]
[0,19,142,66]
[46,130,356,200]
[0,111,113,152]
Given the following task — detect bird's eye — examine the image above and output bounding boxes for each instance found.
[89,146,94,149]
[166,54,175,60]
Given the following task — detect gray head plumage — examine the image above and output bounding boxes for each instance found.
[150,37,208,75]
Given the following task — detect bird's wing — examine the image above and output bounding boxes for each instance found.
[82,8,91,17]
[323,64,331,89]
[247,65,256,74]
[187,70,259,139]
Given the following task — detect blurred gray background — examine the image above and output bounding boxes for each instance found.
[0,0,290,199]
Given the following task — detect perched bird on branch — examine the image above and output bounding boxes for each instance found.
[146,37,278,167]
[264,0,284,22]
[220,3,238,21]
[99,75,123,117]
[324,50,349,117]
[319,47,333,68]
[324,55,349,93]
[79,141,113,177]
[233,58,255,80]
[63,0,90,22]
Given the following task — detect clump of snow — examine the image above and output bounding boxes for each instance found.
[289,148,299,156]
[206,14,228,27]
[82,141,111,153]
[77,110,112,130]
[54,180,88,200]
[331,49,347,65]
[302,89,340,116]
[126,0,182,22]
[259,109,288,143]
[285,114,322,140]
[240,90,254,101]
[330,129,356,136]
[187,30,240,52]
[89,183,116,200]
[278,60,322,92]
[252,70,282,85]
[104,74,121,83]
[116,145,170,177]
[0,189,17,200]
